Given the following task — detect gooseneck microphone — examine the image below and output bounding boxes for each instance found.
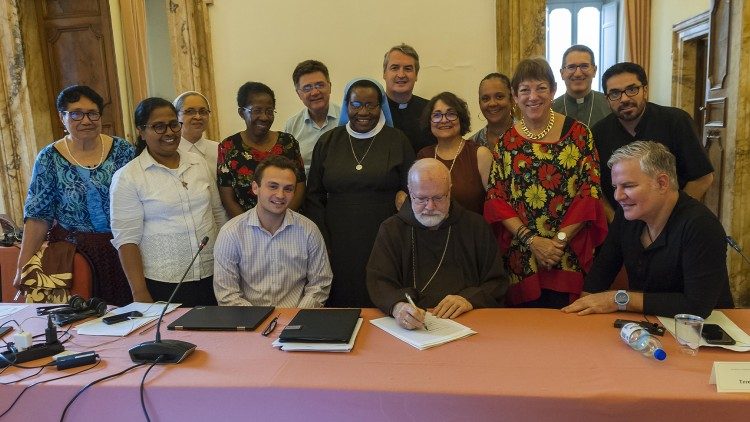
[129,236,209,364]
[726,236,750,266]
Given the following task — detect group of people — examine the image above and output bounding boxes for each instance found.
[14,43,733,329]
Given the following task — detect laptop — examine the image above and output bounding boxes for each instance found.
[167,306,274,331]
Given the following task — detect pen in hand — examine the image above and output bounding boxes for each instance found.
[262,315,280,337]
[404,293,429,331]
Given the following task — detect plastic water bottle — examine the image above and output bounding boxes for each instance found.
[620,323,667,361]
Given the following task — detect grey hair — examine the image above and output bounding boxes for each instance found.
[607,141,678,190]
[407,158,451,189]
[173,91,211,111]
[383,43,420,74]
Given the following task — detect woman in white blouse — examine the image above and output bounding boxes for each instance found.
[110,97,226,305]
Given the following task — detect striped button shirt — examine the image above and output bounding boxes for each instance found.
[213,208,332,307]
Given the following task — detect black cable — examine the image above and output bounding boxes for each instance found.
[59,362,146,422]
[139,356,163,422]
[0,358,101,419]
[0,320,22,347]
[0,365,45,385]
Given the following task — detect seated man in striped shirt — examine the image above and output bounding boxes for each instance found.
[213,155,332,307]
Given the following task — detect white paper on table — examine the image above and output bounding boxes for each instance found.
[0,304,27,319]
[658,310,750,352]
[370,313,476,350]
[272,318,363,352]
[75,302,181,336]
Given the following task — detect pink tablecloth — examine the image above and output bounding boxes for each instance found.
[1,307,748,421]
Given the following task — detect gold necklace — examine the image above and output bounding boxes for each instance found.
[348,134,375,171]
[519,109,555,140]
[411,226,452,294]
[63,135,105,170]
[434,139,465,173]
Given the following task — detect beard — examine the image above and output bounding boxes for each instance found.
[414,211,447,228]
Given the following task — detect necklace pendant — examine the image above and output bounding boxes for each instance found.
[355,164,363,171]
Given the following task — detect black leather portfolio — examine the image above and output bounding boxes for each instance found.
[278,308,361,343]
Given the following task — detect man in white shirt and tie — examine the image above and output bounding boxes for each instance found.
[174,91,219,179]
[213,155,332,307]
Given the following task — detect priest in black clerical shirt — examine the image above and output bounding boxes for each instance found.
[382,43,433,153]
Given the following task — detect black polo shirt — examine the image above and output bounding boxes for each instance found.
[387,95,433,154]
[583,192,734,318]
[591,102,714,205]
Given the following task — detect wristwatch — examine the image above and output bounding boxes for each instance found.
[614,290,629,311]
[556,232,567,243]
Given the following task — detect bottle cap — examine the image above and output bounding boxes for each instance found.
[654,349,667,361]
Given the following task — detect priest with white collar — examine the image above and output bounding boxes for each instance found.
[552,45,611,128]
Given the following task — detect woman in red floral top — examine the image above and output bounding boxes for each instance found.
[217,82,305,217]
[484,58,608,308]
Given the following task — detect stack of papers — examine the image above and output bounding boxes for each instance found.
[0,304,27,319]
[658,310,750,352]
[75,302,181,336]
[370,313,476,350]
[272,318,363,352]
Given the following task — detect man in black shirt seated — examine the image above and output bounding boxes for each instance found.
[591,62,714,220]
[563,141,733,318]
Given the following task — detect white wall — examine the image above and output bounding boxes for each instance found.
[648,0,710,105]
[208,0,497,139]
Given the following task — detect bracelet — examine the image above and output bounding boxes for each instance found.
[519,230,535,246]
[526,235,536,247]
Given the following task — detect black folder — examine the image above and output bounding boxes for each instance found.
[278,308,361,343]
[167,306,274,331]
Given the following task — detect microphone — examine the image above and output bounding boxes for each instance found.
[129,236,210,364]
[726,236,750,266]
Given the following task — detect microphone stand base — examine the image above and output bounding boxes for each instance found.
[129,339,196,364]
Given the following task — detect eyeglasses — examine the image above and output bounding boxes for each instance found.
[562,63,592,73]
[297,82,328,94]
[431,111,459,123]
[240,106,277,118]
[63,111,101,121]
[141,120,182,134]
[181,108,211,117]
[411,194,449,206]
[606,85,645,101]
[349,101,380,111]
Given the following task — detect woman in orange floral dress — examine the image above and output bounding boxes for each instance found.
[484,58,608,308]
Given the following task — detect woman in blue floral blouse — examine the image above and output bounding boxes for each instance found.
[15,85,134,305]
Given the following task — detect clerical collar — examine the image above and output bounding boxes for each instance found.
[388,96,411,109]
[346,112,386,139]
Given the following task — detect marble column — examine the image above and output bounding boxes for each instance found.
[0,0,40,224]
[724,0,750,306]
[495,0,546,76]
[166,0,219,142]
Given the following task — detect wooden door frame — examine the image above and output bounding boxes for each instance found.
[671,11,709,114]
